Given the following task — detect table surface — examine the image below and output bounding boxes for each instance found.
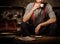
[0,35,60,44]
[14,36,60,44]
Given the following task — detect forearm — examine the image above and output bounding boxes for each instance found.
[40,18,56,26]
[23,9,34,22]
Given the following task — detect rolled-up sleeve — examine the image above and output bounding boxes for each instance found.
[24,3,33,15]
[46,4,56,19]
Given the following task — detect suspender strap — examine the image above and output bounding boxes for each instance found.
[44,7,46,16]
[31,3,35,24]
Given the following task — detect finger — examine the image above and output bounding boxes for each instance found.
[35,31,38,35]
[35,30,38,35]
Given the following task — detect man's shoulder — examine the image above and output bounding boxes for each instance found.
[46,3,52,7]
[45,3,52,10]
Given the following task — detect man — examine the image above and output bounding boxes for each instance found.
[20,0,56,36]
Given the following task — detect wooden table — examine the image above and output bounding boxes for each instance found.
[14,36,60,44]
[0,35,60,44]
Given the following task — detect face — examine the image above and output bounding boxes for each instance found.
[36,0,44,3]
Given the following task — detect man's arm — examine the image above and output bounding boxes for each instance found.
[35,4,56,34]
[23,3,41,22]
[39,18,56,26]
[35,18,56,34]
[40,4,56,26]
[23,8,34,22]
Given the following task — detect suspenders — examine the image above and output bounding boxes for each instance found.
[31,3,35,24]
[31,3,47,25]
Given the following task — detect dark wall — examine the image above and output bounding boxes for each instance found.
[0,0,12,6]
[0,0,60,7]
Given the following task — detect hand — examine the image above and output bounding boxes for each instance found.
[32,3,41,11]
[35,24,41,35]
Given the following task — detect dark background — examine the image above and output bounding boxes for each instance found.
[0,0,60,44]
[0,0,60,7]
